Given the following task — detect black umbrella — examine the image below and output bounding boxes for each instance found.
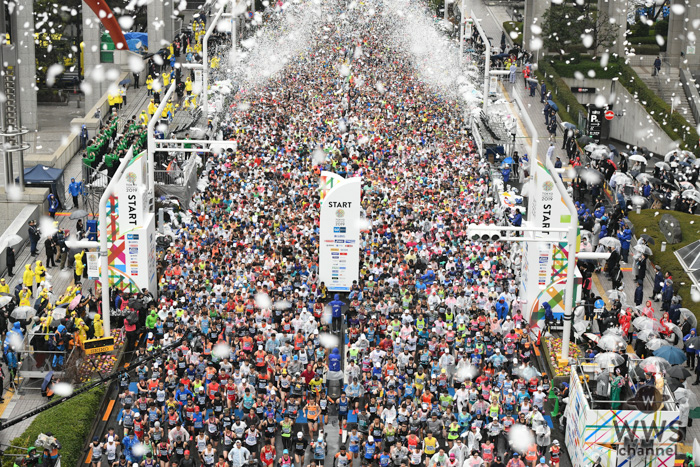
[684,335,700,350]
[667,365,692,380]
[666,376,682,392]
[578,135,594,146]
[42,371,54,391]
[640,234,655,245]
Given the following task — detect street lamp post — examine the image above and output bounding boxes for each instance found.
[470,10,490,110]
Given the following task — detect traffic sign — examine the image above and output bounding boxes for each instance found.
[604,110,614,120]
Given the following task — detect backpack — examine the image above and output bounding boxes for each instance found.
[126,311,139,326]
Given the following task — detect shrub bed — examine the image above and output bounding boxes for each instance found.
[1,387,105,467]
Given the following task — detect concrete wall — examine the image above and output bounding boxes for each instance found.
[0,190,48,252]
[680,68,700,125]
[563,77,678,155]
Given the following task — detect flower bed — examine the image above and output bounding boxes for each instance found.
[545,337,583,377]
[75,329,125,382]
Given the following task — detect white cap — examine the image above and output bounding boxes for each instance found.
[108,436,114,442]
[368,436,374,442]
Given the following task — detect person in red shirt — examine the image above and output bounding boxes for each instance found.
[301,365,316,385]
[260,439,276,467]
[207,379,221,400]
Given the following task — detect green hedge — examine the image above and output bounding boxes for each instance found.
[549,56,623,80]
[2,387,105,467]
[618,63,700,155]
[536,60,588,125]
[628,44,662,55]
[503,21,523,47]
[627,35,661,45]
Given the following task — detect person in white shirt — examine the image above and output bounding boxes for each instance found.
[228,440,251,467]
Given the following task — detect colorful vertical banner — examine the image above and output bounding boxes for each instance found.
[319,176,361,292]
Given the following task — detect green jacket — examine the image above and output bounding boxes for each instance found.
[145,311,158,329]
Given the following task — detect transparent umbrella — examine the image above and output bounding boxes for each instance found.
[514,365,541,380]
[633,317,661,331]
[3,234,22,247]
[598,333,627,351]
[636,329,659,342]
[594,352,625,367]
[600,237,621,249]
[10,306,37,320]
[607,289,627,302]
[645,338,670,351]
[0,296,12,307]
[639,356,672,374]
[634,244,653,256]
[678,308,697,328]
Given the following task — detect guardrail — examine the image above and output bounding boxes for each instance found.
[680,68,700,126]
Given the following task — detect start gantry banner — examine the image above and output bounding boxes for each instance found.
[319,174,361,292]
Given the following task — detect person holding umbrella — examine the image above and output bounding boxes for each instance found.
[5,246,15,276]
[684,329,698,370]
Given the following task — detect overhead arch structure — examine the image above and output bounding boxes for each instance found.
[84,0,128,50]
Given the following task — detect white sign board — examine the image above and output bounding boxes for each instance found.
[121,213,158,295]
[489,75,499,94]
[116,151,148,235]
[319,176,362,292]
[86,252,99,279]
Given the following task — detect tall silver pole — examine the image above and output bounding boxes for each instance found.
[147,83,177,209]
[459,0,464,68]
[444,0,448,21]
[202,5,226,118]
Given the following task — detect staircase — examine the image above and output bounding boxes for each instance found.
[633,66,698,128]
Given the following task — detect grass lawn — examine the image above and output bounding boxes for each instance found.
[628,210,700,321]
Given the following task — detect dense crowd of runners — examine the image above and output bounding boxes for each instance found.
[80,1,560,467]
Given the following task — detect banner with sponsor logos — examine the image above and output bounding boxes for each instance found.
[104,150,157,295]
[522,160,580,326]
[319,176,361,292]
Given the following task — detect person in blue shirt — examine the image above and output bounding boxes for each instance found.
[542,302,555,332]
[642,181,652,198]
[617,227,632,262]
[330,294,345,333]
[495,297,509,320]
[634,280,644,307]
[68,177,82,209]
[501,164,511,183]
[510,208,522,231]
[47,193,60,218]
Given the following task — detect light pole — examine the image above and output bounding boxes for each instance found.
[470,10,490,111]
[202,4,227,116]
[146,82,177,211]
[459,0,465,68]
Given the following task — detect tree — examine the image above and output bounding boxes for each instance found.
[541,1,618,56]
[541,3,587,55]
[587,10,618,56]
